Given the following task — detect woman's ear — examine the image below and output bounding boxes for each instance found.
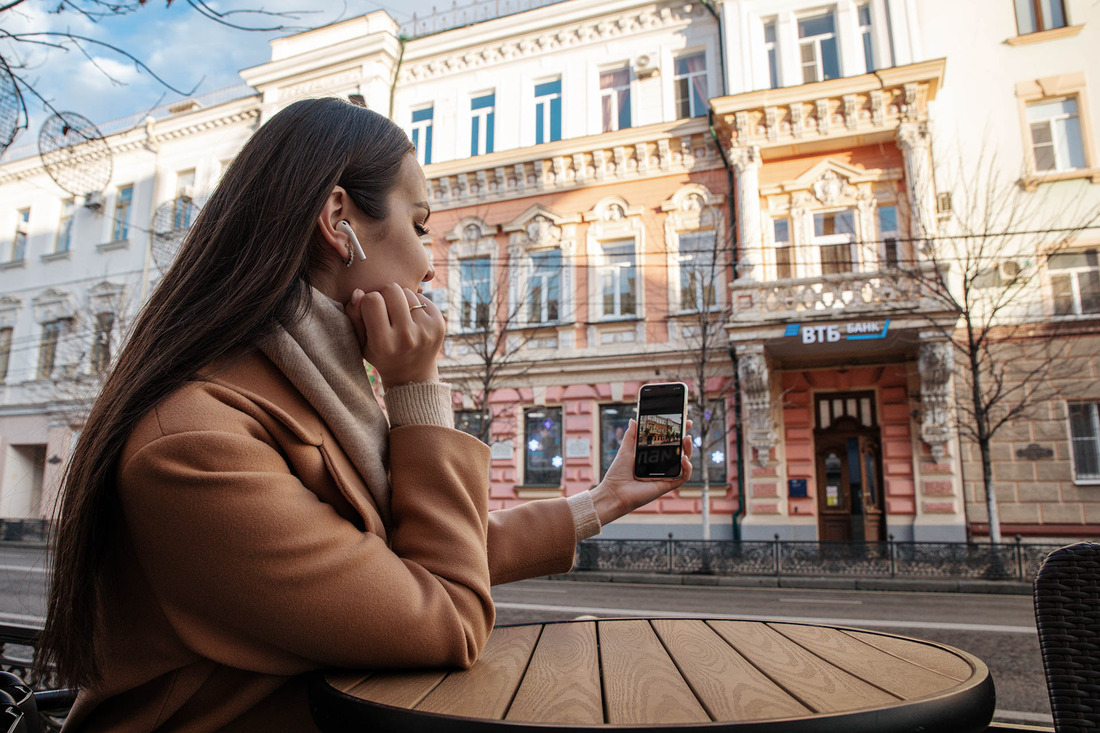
[316,186,349,260]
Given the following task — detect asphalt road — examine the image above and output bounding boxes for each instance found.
[0,545,1049,727]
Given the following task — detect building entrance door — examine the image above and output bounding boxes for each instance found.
[813,392,885,542]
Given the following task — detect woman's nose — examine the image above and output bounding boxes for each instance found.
[423,265,436,283]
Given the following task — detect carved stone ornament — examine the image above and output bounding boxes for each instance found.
[463,223,481,243]
[604,203,625,221]
[918,341,954,462]
[524,215,561,246]
[738,351,775,467]
[812,170,846,206]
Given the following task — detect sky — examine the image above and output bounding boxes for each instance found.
[1,0,460,154]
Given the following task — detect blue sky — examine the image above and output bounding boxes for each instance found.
[3,0,447,149]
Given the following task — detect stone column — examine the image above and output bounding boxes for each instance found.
[730,144,763,282]
[896,120,937,242]
[737,344,775,466]
[918,338,953,462]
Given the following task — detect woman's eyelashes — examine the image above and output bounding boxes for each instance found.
[414,221,430,236]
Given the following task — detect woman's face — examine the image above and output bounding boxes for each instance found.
[351,154,434,295]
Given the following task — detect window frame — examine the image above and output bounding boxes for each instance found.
[526,249,562,325]
[673,52,708,120]
[772,217,793,279]
[1067,401,1100,483]
[470,92,496,157]
[797,9,840,84]
[813,209,858,275]
[0,326,11,382]
[1048,248,1100,316]
[1015,75,1099,189]
[37,319,66,379]
[112,184,133,243]
[534,78,562,145]
[523,406,563,486]
[458,256,492,332]
[857,3,875,73]
[763,19,780,89]
[55,198,74,254]
[676,229,721,312]
[684,400,728,486]
[411,105,434,166]
[597,239,638,319]
[11,208,29,261]
[599,67,632,133]
[877,204,901,269]
[90,311,115,374]
[1014,0,1067,35]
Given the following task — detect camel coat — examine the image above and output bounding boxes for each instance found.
[64,351,578,732]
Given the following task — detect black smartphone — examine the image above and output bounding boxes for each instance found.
[633,382,688,480]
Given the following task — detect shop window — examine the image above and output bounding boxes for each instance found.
[814,210,857,275]
[798,10,840,83]
[112,185,132,242]
[1068,402,1100,480]
[534,79,562,144]
[455,410,487,443]
[1050,249,1100,315]
[524,407,562,485]
[600,403,634,479]
[459,257,491,331]
[470,93,496,157]
[687,401,727,485]
[674,53,707,119]
[1014,0,1067,35]
[598,240,637,318]
[600,68,631,132]
[411,106,434,166]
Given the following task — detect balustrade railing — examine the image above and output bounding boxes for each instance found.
[575,536,1061,581]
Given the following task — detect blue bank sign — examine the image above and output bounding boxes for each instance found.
[784,319,891,345]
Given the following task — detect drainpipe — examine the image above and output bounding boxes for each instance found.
[388,35,408,121]
[701,0,744,541]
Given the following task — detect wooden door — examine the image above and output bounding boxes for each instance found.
[815,437,851,542]
[859,435,885,542]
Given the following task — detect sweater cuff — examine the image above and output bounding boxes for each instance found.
[384,382,454,428]
[567,491,602,541]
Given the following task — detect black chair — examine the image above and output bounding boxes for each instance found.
[1034,541,1100,732]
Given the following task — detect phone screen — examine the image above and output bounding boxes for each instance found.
[634,382,686,479]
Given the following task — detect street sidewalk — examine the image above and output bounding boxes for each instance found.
[548,570,1033,595]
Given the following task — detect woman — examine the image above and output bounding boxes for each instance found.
[37,98,693,732]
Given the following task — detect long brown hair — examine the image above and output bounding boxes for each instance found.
[36,98,415,687]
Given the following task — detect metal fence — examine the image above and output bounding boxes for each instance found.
[574,537,1068,581]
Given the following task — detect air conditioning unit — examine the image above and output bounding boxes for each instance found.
[997,260,1021,282]
[936,192,953,217]
[634,54,659,79]
[83,191,104,211]
[421,288,449,314]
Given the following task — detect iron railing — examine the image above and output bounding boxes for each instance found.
[574,536,1066,581]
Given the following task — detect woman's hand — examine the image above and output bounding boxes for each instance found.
[590,418,694,526]
[344,283,446,388]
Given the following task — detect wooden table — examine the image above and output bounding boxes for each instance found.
[310,618,995,732]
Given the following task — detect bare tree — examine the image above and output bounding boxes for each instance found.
[901,153,1100,543]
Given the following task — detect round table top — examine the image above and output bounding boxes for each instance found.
[311,617,995,732]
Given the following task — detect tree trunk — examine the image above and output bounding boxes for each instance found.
[980,437,1001,544]
[701,470,710,541]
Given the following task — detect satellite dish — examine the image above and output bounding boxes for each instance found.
[151,196,201,272]
[0,62,25,156]
[38,112,113,196]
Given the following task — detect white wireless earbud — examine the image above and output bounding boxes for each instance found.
[336,220,367,261]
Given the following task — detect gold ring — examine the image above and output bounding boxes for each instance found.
[409,304,428,312]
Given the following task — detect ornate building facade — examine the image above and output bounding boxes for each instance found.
[0,0,1096,541]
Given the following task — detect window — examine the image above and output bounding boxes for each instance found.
[524,407,562,485]
[598,240,637,318]
[411,106,434,166]
[674,53,707,119]
[814,210,857,274]
[1015,0,1067,34]
[600,403,634,479]
[1049,249,1100,315]
[527,250,561,324]
[11,208,28,261]
[112,185,133,242]
[688,401,727,485]
[459,257,491,330]
[455,410,487,443]
[90,312,115,374]
[877,205,900,268]
[600,68,631,132]
[798,11,840,83]
[55,199,74,253]
[37,320,67,379]
[763,20,780,89]
[0,327,11,381]
[470,93,495,157]
[678,231,718,310]
[773,218,793,279]
[534,79,562,144]
[1068,402,1100,480]
[1028,97,1086,173]
[858,4,875,72]
[174,170,195,229]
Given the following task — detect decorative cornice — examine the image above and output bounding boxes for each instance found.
[399,1,703,83]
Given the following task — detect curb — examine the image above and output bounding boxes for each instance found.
[547,571,1033,595]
